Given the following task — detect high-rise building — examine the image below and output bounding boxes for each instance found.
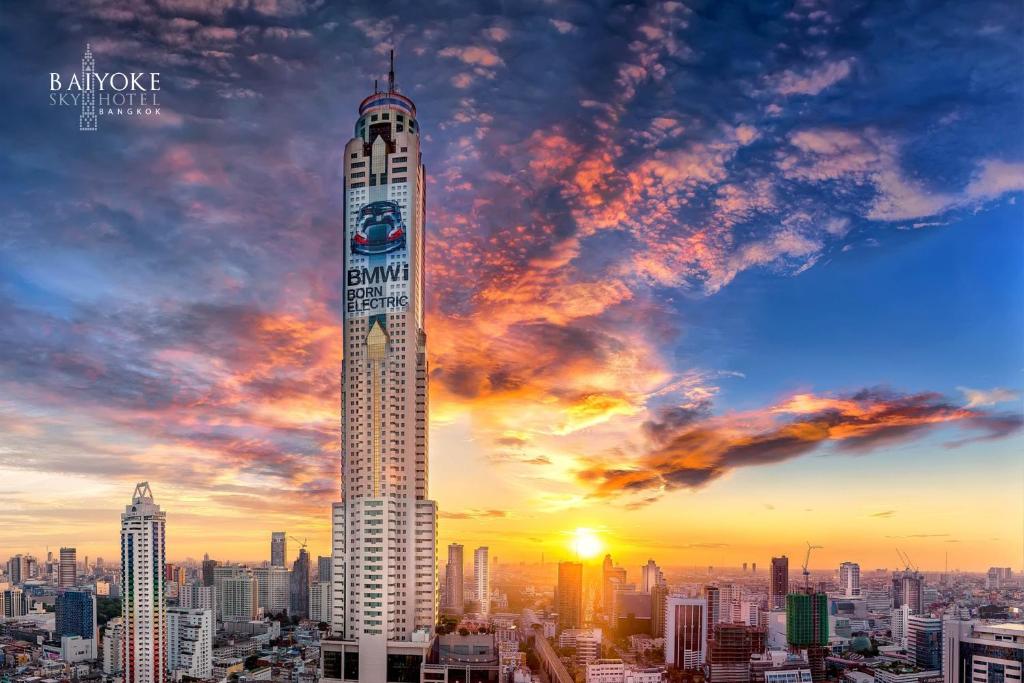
[651,584,668,639]
[907,615,942,670]
[323,56,438,683]
[120,482,167,683]
[770,557,789,610]
[665,596,707,670]
[839,562,860,598]
[167,607,213,679]
[290,548,311,618]
[474,547,490,616]
[891,605,910,648]
[318,555,333,582]
[254,565,290,614]
[1,586,28,617]
[6,554,29,585]
[602,555,627,621]
[943,620,1024,683]
[704,585,721,638]
[901,572,924,615]
[201,559,218,587]
[59,547,77,588]
[271,532,287,568]
[310,580,332,623]
[444,544,465,614]
[708,623,767,683]
[786,593,828,647]
[103,618,125,675]
[641,560,664,592]
[215,566,257,622]
[55,589,97,658]
[557,562,584,632]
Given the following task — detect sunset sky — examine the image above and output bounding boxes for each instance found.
[0,0,1022,573]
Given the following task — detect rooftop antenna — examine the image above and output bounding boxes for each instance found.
[373,78,378,94]
[388,49,395,93]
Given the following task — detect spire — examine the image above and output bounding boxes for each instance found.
[388,49,395,93]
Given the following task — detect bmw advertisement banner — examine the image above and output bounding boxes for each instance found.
[345,198,411,318]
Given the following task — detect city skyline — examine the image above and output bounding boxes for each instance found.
[1,0,1023,573]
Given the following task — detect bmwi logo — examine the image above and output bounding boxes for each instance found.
[49,44,162,132]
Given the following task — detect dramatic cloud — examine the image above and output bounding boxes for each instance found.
[576,389,1022,504]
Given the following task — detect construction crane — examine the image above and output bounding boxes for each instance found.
[896,547,918,573]
[289,536,308,551]
[803,541,822,591]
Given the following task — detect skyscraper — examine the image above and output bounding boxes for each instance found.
[55,588,97,658]
[253,565,290,614]
[271,532,287,567]
[474,546,490,616]
[703,585,721,638]
[290,547,311,618]
[770,557,789,610]
[708,623,767,683]
[602,555,627,621]
[120,482,166,683]
[839,562,861,598]
[323,55,437,683]
[666,596,707,670]
[943,620,1024,683]
[201,558,218,587]
[444,543,465,614]
[900,572,924,615]
[59,547,77,588]
[641,559,664,592]
[907,615,942,670]
[557,561,584,631]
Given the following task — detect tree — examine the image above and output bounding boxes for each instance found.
[458,628,470,636]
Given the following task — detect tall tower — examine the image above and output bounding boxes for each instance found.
[59,547,77,587]
[271,532,287,567]
[324,52,437,683]
[120,482,166,683]
[79,44,97,131]
[770,556,789,610]
[839,561,861,598]
[445,544,465,614]
[474,547,490,616]
[557,561,583,631]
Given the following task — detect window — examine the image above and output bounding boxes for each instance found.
[343,651,359,680]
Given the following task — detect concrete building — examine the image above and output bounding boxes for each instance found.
[322,54,438,683]
[167,607,213,679]
[709,623,767,683]
[59,547,77,588]
[942,621,1024,683]
[839,562,861,598]
[892,605,911,649]
[640,560,664,593]
[444,543,464,614]
[103,618,124,674]
[271,532,287,567]
[216,566,258,622]
[771,557,789,610]
[557,562,584,632]
[475,547,490,616]
[253,565,290,615]
[121,482,167,683]
[310,580,332,623]
[291,547,311,618]
[665,596,707,670]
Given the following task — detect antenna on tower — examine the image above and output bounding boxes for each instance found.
[373,78,378,94]
[388,49,395,92]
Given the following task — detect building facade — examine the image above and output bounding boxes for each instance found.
[323,55,438,683]
[271,532,287,567]
[557,562,584,632]
[120,482,167,683]
[167,607,213,679]
[943,621,1024,683]
[839,562,861,598]
[771,557,789,610]
[665,596,707,670]
[475,547,490,616]
[253,565,291,614]
[55,589,97,658]
[445,543,465,614]
[59,547,77,588]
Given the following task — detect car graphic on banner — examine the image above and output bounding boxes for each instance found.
[351,200,406,255]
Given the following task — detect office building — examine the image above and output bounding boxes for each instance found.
[665,596,707,670]
[319,555,333,582]
[6,554,29,585]
[445,543,465,614]
[167,607,213,679]
[704,585,721,636]
[641,560,664,592]
[59,547,77,588]
[120,482,167,683]
[558,561,584,631]
[943,620,1024,683]
[907,615,942,670]
[603,555,628,621]
[892,605,911,648]
[322,56,438,683]
[839,562,861,598]
[254,565,291,614]
[271,532,287,567]
[55,589,97,658]
[1,586,28,617]
[771,557,789,610]
[651,584,668,638]
[201,558,218,587]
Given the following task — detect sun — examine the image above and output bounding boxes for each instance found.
[569,527,604,560]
